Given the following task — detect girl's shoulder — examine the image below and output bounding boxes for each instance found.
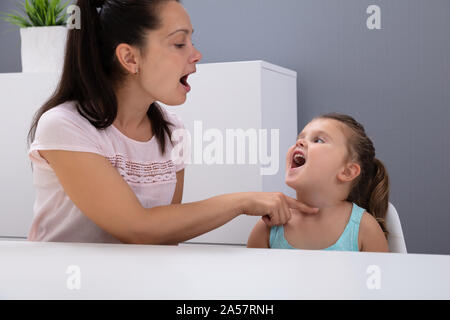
[247,218,271,248]
[359,211,379,232]
[358,211,389,252]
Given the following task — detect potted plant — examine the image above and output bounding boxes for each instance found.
[0,0,70,73]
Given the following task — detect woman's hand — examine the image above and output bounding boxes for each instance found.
[240,192,318,226]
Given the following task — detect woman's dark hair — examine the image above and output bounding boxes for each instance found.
[28,0,180,154]
[315,113,390,238]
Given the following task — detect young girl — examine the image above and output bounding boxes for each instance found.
[247,113,390,252]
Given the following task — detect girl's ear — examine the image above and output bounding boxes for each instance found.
[115,43,140,74]
[337,162,361,182]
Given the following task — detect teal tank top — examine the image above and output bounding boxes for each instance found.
[269,203,365,251]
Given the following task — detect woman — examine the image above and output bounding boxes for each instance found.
[27,0,317,244]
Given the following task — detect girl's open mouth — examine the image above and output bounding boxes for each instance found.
[291,150,306,169]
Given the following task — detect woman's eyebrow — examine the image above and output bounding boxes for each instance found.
[167,28,194,38]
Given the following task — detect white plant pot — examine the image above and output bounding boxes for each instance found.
[20,26,67,74]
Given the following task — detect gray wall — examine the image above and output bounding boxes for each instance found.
[1,0,449,254]
[0,1,22,72]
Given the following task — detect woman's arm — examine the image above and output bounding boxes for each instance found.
[171,169,184,204]
[247,218,271,248]
[40,150,314,245]
[359,212,389,252]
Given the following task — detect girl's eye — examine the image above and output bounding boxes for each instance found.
[314,137,325,143]
[175,44,186,48]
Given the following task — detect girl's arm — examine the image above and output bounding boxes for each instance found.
[359,212,390,252]
[40,150,314,245]
[247,218,271,248]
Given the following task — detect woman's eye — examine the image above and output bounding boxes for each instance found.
[175,44,186,48]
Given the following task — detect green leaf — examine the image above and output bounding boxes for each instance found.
[1,0,69,27]
[35,0,48,26]
[56,0,70,24]
[1,13,32,28]
[24,0,41,26]
[0,8,30,27]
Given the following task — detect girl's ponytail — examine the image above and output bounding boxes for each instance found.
[367,158,390,237]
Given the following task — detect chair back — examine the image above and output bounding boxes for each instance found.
[385,202,407,253]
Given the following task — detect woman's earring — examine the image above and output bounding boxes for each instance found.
[135,67,139,75]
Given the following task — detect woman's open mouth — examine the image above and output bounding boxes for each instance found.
[180,74,191,93]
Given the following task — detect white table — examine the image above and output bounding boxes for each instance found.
[0,240,448,299]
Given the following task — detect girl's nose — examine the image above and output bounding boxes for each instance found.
[296,138,306,148]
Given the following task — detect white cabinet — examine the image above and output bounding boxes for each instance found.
[0,61,297,244]
[0,72,59,238]
[164,61,297,244]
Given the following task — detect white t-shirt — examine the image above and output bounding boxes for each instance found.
[28,101,188,243]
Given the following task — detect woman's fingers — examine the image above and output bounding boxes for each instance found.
[272,210,280,226]
[284,196,319,214]
[262,215,271,225]
[280,196,291,224]
[285,202,293,221]
[262,194,291,226]
[242,192,317,226]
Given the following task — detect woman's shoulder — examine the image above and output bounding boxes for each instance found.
[32,101,103,152]
[39,101,104,134]
[40,101,90,124]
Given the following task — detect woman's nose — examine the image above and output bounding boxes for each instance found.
[191,47,202,64]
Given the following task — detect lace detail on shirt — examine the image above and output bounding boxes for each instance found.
[106,155,176,184]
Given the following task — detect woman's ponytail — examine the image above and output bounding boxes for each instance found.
[68,0,117,127]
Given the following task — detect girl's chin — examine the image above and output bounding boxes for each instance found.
[285,169,305,185]
[285,178,304,191]
[285,174,315,195]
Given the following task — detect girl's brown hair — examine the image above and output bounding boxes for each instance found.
[28,0,180,155]
[315,113,389,238]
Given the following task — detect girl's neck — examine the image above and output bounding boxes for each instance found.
[294,191,350,221]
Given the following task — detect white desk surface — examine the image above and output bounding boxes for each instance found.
[0,240,449,299]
